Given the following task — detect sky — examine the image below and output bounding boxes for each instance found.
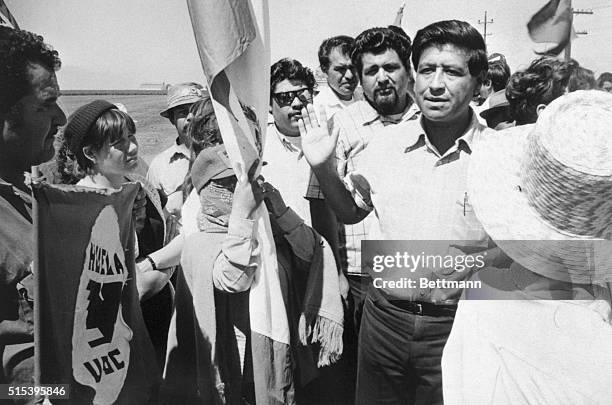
[7,0,612,89]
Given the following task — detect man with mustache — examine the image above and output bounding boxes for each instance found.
[0,26,67,403]
[264,58,323,227]
[301,20,499,404]
[314,35,362,120]
[264,57,352,405]
[307,26,419,344]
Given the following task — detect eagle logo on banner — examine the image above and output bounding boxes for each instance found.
[72,205,132,405]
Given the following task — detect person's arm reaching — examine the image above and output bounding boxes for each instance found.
[212,214,260,293]
[135,232,185,301]
[299,104,369,224]
[212,160,265,293]
[263,181,316,262]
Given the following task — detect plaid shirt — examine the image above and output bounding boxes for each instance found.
[306,99,420,275]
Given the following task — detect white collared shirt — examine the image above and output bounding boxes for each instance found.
[261,125,316,225]
[314,85,363,120]
[146,140,190,217]
[348,110,490,243]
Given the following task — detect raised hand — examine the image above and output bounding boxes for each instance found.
[232,159,265,219]
[298,104,338,169]
[261,181,288,218]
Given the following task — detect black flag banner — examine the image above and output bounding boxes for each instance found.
[33,183,160,404]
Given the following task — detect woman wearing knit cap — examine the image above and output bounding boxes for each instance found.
[59,100,174,372]
[442,90,612,404]
[162,124,344,404]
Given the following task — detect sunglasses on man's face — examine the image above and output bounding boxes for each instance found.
[272,88,313,107]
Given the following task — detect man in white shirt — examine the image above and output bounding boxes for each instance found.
[314,36,363,120]
[147,83,206,221]
[264,57,351,404]
[301,20,499,405]
[264,59,336,231]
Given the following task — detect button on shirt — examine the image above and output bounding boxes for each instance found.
[307,99,420,276]
[314,85,363,120]
[347,111,491,302]
[262,125,317,225]
[146,140,190,217]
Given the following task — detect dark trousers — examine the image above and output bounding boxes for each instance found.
[356,287,454,405]
[347,274,370,335]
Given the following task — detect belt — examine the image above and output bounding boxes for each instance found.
[368,284,457,317]
[387,299,457,317]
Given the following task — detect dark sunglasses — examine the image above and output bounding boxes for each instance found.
[272,88,313,107]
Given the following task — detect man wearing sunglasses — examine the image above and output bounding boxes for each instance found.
[263,58,351,404]
[265,58,328,229]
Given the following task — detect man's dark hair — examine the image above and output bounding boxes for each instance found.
[597,72,612,88]
[318,35,355,73]
[505,56,572,125]
[351,27,412,78]
[387,25,412,42]
[486,53,511,91]
[411,20,487,80]
[568,63,596,92]
[0,26,61,116]
[269,58,316,105]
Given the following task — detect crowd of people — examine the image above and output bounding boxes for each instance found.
[1,14,612,405]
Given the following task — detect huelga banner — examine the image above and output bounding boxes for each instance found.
[33,183,160,404]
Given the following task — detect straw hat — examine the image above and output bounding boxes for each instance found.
[468,90,612,284]
[160,82,206,119]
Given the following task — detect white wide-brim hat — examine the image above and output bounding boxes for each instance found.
[468,90,612,285]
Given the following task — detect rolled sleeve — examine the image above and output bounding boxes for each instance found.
[213,216,260,293]
[344,171,373,212]
[223,216,257,267]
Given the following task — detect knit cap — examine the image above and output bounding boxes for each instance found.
[64,100,116,156]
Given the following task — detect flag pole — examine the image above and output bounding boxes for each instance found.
[31,165,41,389]
[564,0,573,61]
